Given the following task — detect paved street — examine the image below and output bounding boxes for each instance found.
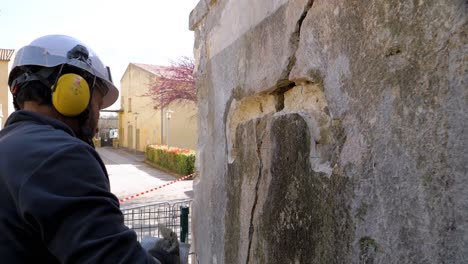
[96,147,194,209]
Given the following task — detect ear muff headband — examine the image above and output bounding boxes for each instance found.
[52,73,90,117]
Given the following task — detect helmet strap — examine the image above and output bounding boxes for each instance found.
[11,67,55,89]
[11,67,56,110]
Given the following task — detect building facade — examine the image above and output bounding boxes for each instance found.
[0,49,14,129]
[119,63,197,151]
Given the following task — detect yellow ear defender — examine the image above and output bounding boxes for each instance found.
[51,73,90,117]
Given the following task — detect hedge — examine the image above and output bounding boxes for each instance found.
[146,145,195,176]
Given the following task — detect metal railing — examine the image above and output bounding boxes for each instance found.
[121,199,193,244]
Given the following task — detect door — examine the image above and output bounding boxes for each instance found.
[127,125,133,148]
[136,129,140,151]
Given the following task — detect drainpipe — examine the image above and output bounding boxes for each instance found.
[161,107,164,145]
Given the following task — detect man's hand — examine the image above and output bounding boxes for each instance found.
[148,226,180,264]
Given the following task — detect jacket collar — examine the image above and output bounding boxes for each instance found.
[5,110,76,137]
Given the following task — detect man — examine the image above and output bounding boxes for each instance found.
[0,35,177,263]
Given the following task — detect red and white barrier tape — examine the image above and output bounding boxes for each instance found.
[119,173,194,203]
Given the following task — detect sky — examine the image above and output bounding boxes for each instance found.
[0,0,199,111]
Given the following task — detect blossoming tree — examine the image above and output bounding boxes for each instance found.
[147,56,196,109]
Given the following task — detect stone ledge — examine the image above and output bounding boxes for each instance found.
[189,0,209,31]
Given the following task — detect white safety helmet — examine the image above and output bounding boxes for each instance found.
[8,35,119,109]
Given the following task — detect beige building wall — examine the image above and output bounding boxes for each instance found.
[163,99,198,150]
[119,63,197,151]
[0,49,14,129]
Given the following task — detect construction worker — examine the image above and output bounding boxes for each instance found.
[0,35,178,263]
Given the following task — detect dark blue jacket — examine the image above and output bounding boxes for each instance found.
[0,111,157,263]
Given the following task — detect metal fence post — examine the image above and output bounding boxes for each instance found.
[180,206,189,243]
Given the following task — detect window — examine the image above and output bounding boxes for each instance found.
[128,98,132,112]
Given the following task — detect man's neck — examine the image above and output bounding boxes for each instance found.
[22,101,80,134]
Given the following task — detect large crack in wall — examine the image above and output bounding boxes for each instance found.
[279,0,314,87]
[210,1,338,263]
[245,119,266,264]
[225,81,343,263]
[222,2,346,260]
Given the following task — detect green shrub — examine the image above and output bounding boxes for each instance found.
[145,145,195,176]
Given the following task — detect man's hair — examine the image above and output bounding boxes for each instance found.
[14,81,52,109]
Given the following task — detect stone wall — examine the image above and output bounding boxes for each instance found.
[189,0,467,263]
